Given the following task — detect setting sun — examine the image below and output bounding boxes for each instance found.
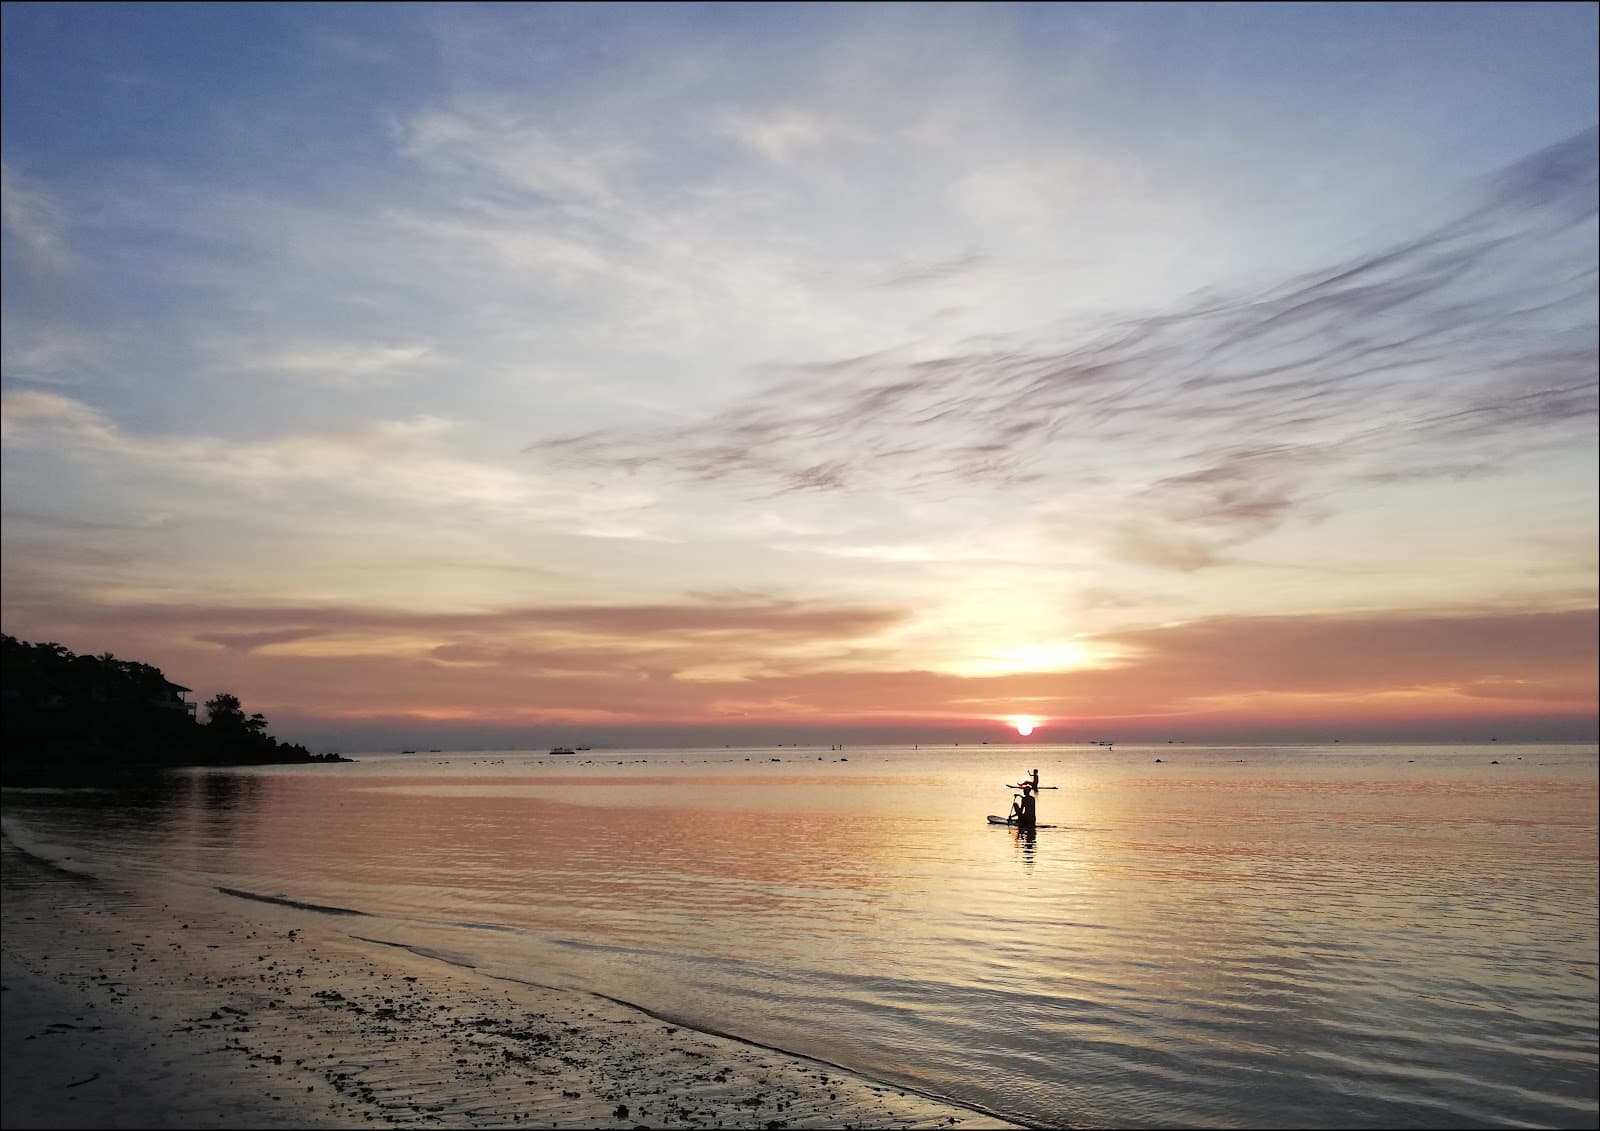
[1009,716,1038,736]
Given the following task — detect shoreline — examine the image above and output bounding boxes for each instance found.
[1,836,1022,1129]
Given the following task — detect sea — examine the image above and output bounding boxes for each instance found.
[3,742,1596,1129]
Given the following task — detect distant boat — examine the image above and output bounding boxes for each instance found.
[549,746,576,755]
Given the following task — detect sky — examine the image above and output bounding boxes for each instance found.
[2,2,1596,751]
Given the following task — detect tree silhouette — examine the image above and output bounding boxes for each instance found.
[3,634,338,782]
[205,692,245,728]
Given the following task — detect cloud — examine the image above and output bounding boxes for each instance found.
[1,510,169,534]
[1101,447,1314,570]
[399,102,635,208]
[719,107,838,164]
[0,590,916,726]
[11,594,907,653]
[1,391,121,446]
[1456,679,1596,702]
[212,338,439,388]
[673,605,1600,726]
[1084,607,1598,703]
[877,248,989,289]
[0,390,651,522]
[0,161,65,270]
[195,628,341,653]
[4,589,1590,736]
[0,327,111,386]
[539,128,1598,567]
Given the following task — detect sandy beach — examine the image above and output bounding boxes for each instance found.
[1,838,1019,1130]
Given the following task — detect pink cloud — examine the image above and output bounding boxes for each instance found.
[6,598,1590,743]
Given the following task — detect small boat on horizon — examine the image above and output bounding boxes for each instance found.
[549,746,576,755]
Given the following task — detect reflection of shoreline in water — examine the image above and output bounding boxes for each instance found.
[0,769,271,885]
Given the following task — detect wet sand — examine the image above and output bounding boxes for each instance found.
[1,839,1019,1129]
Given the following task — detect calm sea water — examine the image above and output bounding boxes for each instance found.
[4,743,1596,1129]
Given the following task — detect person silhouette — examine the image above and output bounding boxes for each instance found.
[1007,768,1041,789]
[1007,782,1038,829]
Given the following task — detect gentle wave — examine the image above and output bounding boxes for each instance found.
[216,886,369,916]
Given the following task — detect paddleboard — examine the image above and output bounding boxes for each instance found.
[987,815,1056,828]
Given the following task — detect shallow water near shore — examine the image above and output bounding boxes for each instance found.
[4,742,1596,1128]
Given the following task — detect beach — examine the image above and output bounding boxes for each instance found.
[1,838,1016,1130]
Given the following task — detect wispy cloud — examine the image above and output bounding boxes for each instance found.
[0,161,66,270]
[13,594,905,651]
[542,129,1598,568]
[399,102,637,209]
[0,326,115,387]
[0,390,647,520]
[877,248,990,289]
[1,590,912,719]
[10,595,1586,734]
[210,337,440,388]
[719,106,840,164]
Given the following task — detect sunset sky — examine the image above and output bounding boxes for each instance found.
[3,2,1595,750]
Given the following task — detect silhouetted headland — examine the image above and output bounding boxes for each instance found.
[2,634,350,785]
